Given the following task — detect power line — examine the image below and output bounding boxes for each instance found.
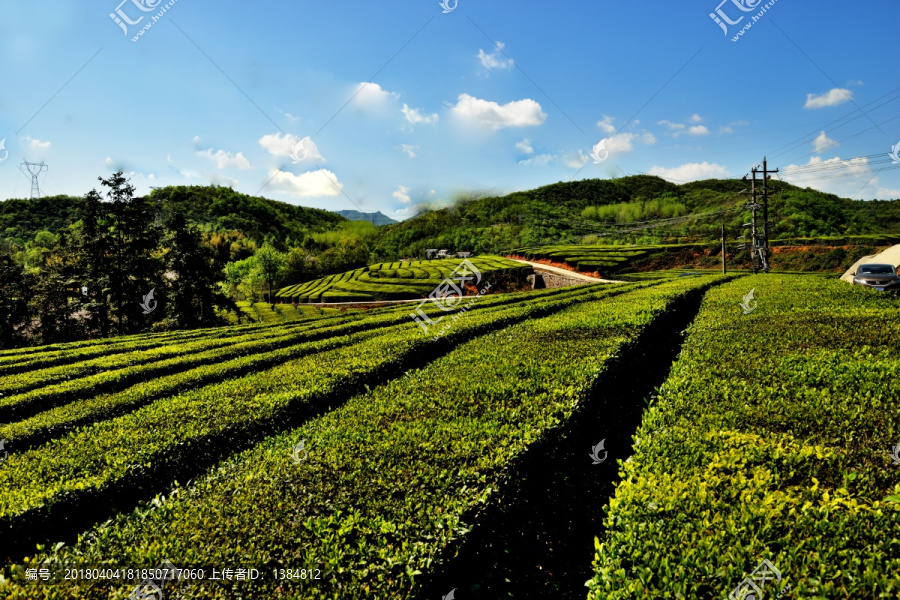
[767,86,900,161]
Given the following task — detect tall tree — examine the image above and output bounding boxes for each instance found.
[254,242,286,304]
[99,171,163,334]
[31,234,81,344]
[0,253,32,348]
[74,189,113,338]
[163,209,237,328]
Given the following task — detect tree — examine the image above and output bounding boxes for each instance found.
[73,189,113,338]
[99,172,163,334]
[31,238,81,344]
[254,243,286,303]
[163,210,236,328]
[0,253,32,348]
[279,247,319,288]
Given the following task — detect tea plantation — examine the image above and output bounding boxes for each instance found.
[276,256,528,304]
[0,273,897,599]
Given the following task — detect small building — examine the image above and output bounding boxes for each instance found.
[456,251,472,259]
[437,249,451,258]
[425,249,439,259]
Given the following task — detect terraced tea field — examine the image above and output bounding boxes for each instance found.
[507,245,661,275]
[0,274,897,599]
[276,256,527,303]
[228,302,358,325]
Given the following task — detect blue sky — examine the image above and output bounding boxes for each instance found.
[1,0,898,221]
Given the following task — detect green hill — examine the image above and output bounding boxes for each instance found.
[0,185,347,248]
[371,176,900,258]
[7,177,899,262]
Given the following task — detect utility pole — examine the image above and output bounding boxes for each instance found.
[740,157,778,273]
[760,156,778,273]
[743,168,762,273]
[721,221,727,274]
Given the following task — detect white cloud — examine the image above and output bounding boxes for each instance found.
[22,136,51,151]
[451,93,546,130]
[597,115,616,134]
[478,42,514,70]
[104,157,113,165]
[268,168,343,198]
[274,106,300,122]
[781,156,900,199]
[259,133,323,161]
[657,120,685,131]
[729,120,750,127]
[603,133,639,154]
[393,185,412,203]
[518,153,555,166]
[562,150,588,169]
[400,144,418,158]
[805,88,852,109]
[197,148,251,170]
[661,121,710,138]
[401,103,438,125]
[813,130,838,153]
[353,82,400,106]
[124,170,158,181]
[718,126,733,134]
[517,130,654,168]
[689,114,703,123]
[585,132,656,162]
[516,138,534,154]
[648,162,729,182]
[847,79,864,86]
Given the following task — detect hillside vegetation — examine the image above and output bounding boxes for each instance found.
[5,176,899,263]
[372,176,900,257]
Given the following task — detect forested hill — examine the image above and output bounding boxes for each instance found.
[149,186,346,243]
[371,176,900,258]
[4,176,900,260]
[1,185,347,246]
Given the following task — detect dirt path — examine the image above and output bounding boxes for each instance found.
[507,259,627,283]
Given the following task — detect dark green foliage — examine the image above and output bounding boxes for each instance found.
[0,195,82,245]
[148,185,345,245]
[28,235,82,344]
[96,172,164,335]
[162,211,236,329]
[0,254,31,348]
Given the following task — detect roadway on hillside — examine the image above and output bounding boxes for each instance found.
[507,259,628,283]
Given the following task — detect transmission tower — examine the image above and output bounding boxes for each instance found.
[22,161,48,200]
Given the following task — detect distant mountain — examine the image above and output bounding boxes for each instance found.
[334,210,398,226]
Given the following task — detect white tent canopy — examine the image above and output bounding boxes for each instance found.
[840,244,900,283]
